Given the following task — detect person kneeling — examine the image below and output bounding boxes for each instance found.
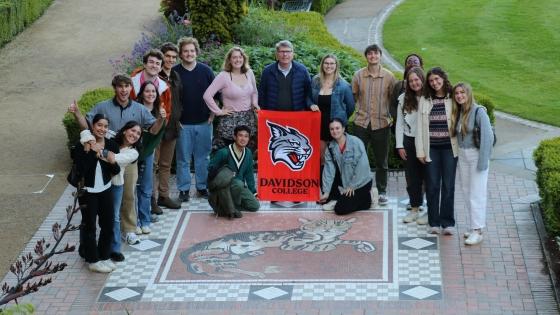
[320,118,373,215]
[208,125,260,218]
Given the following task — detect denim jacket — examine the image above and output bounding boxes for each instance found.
[322,133,372,194]
[308,76,355,122]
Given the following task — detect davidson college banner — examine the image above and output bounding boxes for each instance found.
[257,110,321,201]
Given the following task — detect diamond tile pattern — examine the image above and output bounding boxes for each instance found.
[250,286,291,300]
[83,176,442,302]
[103,287,141,301]
[400,285,441,300]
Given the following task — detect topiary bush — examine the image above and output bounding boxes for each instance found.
[0,0,54,47]
[62,88,114,151]
[534,137,560,235]
[186,0,247,43]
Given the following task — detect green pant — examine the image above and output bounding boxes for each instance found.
[353,125,389,194]
[230,179,260,212]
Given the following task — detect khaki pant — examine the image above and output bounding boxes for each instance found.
[121,161,138,233]
[153,138,177,199]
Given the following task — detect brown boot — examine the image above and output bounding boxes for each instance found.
[151,197,163,215]
[157,196,181,209]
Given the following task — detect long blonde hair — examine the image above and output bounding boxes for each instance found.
[318,54,340,86]
[451,82,475,137]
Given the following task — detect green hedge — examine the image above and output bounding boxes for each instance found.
[231,7,364,82]
[0,0,53,47]
[62,88,114,150]
[475,93,496,125]
[534,137,560,235]
[311,0,339,14]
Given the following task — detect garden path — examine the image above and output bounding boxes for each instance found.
[325,0,560,182]
[0,0,161,275]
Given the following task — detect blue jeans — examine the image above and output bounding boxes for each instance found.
[425,147,457,228]
[176,122,212,192]
[110,184,123,253]
[137,153,154,228]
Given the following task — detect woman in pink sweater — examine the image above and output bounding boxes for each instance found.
[203,46,259,151]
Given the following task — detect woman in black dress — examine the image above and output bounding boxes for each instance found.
[309,54,355,165]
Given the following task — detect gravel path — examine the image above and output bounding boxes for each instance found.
[0,0,161,275]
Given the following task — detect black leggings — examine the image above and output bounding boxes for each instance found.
[327,167,373,215]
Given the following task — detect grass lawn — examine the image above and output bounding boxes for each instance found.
[383,0,560,126]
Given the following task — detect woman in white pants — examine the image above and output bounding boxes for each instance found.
[451,83,494,245]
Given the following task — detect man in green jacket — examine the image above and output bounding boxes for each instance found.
[208,125,260,216]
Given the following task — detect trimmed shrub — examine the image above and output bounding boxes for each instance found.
[311,0,339,14]
[186,0,248,43]
[231,7,364,83]
[475,93,496,125]
[62,88,114,150]
[0,0,54,47]
[534,137,560,235]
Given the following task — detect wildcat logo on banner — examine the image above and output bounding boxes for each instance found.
[258,110,321,201]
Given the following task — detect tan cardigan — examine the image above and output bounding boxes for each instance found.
[415,96,458,162]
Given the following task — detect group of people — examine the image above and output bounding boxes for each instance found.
[392,54,494,247]
[66,37,493,273]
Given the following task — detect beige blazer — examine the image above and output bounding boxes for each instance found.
[415,96,458,162]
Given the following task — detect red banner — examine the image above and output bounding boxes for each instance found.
[257,110,321,201]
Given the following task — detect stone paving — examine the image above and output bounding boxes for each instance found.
[3,170,557,314]
[2,0,560,314]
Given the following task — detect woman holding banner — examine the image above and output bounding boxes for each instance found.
[320,118,373,215]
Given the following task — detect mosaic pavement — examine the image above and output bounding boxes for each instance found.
[97,196,441,303]
[6,172,559,314]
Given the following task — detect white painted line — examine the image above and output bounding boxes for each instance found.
[370,0,406,72]
[32,174,54,194]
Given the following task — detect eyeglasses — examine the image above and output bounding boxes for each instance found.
[278,50,293,55]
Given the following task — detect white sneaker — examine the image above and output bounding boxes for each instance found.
[416,213,428,225]
[428,226,440,234]
[322,200,337,211]
[135,226,143,235]
[378,194,388,205]
[141,226,151,234]
[442,227,455,235]
[370,188,379,209]
[464,230,472,238]
[465,231,483,245]
[125,232,140,245]
[88,261,112,273]
[403,211,418,223]
[101,259,117,271]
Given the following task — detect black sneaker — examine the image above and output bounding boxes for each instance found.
[179,191,190,202]
[197,189,209,199]
[110,252,125,262]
